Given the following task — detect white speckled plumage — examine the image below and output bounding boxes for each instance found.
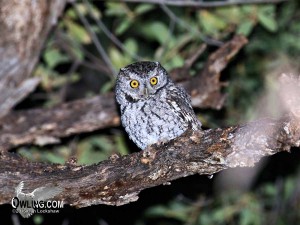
[115,61,201,150]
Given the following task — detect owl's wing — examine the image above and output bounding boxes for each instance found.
[166,86,201,130]
[32,186,62,201]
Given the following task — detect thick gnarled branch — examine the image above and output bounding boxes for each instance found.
[0,115,299,207]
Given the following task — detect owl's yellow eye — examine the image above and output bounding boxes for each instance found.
[130,80,139,88]
[150,77,158,86]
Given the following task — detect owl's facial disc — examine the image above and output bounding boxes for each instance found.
[116,61,170,103]
[128,79,157,100]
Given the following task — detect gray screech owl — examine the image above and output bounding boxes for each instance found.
[115,61,202,150]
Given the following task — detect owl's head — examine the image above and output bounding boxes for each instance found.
[115,61,171,105]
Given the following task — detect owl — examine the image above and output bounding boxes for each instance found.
[115,61,202,150]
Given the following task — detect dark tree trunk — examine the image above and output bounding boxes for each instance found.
[0,0,66,117]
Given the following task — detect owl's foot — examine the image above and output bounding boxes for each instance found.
[151,138,170,148]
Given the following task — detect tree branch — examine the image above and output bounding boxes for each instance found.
[0,35,248,152]
[104,0,287,8]
[0,114,299,207]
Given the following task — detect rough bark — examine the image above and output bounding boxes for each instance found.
[0,0,67,118]
[0,115,299,207]
[0,35,247,152]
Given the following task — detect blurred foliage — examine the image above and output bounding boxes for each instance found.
[140,169,300,225]
[14,0,300,224]
[19,133,129,165]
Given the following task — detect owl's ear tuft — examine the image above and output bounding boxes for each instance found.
[120,68,126,73]
[155,62,160,66]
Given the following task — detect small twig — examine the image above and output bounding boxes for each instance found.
[59,60,80,102]
[157,15,175,61]
[159,3,223,46]
[184,43,207,68]
[83,0,143,61]
[72,2,117,77]
[54,31,112,75]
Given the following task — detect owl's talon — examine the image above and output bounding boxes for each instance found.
[154,138,169,147]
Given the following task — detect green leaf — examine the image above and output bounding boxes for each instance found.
[198,213,214,225]
[240,209,257,225]
[115,135,129,155]
[76,3,89,16]
[277,1,296,28]
[45,152,65,164]
[87,3,101,19]
[43,49,69,69]
[134,4,155,15]
[109,47,130,69]
[78,141,105,165]
[124,38,138,55]
[33,215,44,225]
[141,22,170,44]
[146,205,168,217]
[212,208,227,222]
[216,6,242,23]
[284,178,294,200]
[237,20,255,36]
[145,202,189,222]
[65,8,77,19]
[71,44,85,61]
[90,136,114,152]
[105,2,127,16]
[167,55,184,69]
[116,19,133,35]
[263,183,277,197]
[100,81,114,93]
[197,10,227,37]
[65,20,91,44]
[258,6,278,32]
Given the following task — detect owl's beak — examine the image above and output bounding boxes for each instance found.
[143,87,149,98]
